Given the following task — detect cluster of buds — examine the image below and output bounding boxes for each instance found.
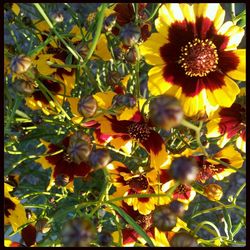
[14,79,35,96]
[170,231,198,247]
[120,23,141,47]
[89,149,111,169]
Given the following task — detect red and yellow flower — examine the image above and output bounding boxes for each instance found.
[206,103,246,153]
[36,136,92,192]
[107,161,171,215]
[140,3,245,117]
[111,202,189,246]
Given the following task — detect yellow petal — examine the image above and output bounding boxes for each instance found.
[206,118,221,138]
[236,135,246,153]
[67,97,81,117]
[179,3,195,23]
[148,66,172,95]
[226,49,246,81]
[193,3,221,22]
[12,3,20,16]
[93,91,116,109]
[109,137,132,155]
[140,33,167,65]
[93,34,112,61]
[208,75,240,107]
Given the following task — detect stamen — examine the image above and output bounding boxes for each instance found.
[178,38,218,77]
[128,123,151,142]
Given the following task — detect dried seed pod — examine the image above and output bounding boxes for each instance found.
[204,184,223,201]
[149,95,183,130]
[107,71,122,85]
[97,232,113,246]
[67,132,92,164]
[170,156,198,183]
[120,23,141,47]
[152,205,177,231]
[61,217,95,247]
[35,218,51,234]
[89,149,111,168]
[125,47,137,64]
[52,12,64,23]
[55,174,70,187]
[11,55,32,74]
[169,200,185,217]
[77,95,97,118]
[104,14,117,32]
[113,47,124,61]
[170,232,199,247]
[14,80,35,95]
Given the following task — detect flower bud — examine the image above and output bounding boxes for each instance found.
[89,149,111,168]
[204,184,223,201]
[107,71,122,85]
[120,23,141,47]
[55,174,70,187]
[11,55,32,74]
[169,200,185,217]
[14,80,35,95]
[113,47,124,61]
[112,93,136,108]
[35,218,51,234]
[104,14,117,32]
[170,232,198,247]
[52,12,64,23]
[97,232,113,246]
[125,47,137,64]
[170,157,198,183]
[77,95,97,118]
[61,217,95,247]
[152,205,177,231]
[149,95,183,130]
[67,132,92,164]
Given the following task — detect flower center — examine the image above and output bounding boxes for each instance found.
[178,38,218,77]
[135,214,152,231]
[128,175,149,191]
[128,123,150,142]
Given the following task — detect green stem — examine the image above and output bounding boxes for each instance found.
[33,3,83,62]
[82,4,107,65]
[233,182,246,205]
[193,221,222,239]
[4,95,22,136]
[134,44,141,99]
[181,119,208,156]
[145,4,161,22]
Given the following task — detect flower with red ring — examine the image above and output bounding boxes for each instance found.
[140,3,245,117]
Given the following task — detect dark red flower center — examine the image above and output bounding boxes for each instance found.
[135,213,152,231]
[4,197,16,217]
[128,123,150,142]
[178,38,218,77]
[128,175,149,192]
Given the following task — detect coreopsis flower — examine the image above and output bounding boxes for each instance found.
[206,103,246,153]
[36,135,92,192]
[140,3,245,117]
[4,183,28,232]
[111,202,189,246]
[204,184,223,201]
[107,161,170,215]
[97,111,168,169]
[195,145,244,182]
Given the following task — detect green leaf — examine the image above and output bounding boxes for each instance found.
[65,54,73,65]
[107,203,154,247]
[223,208,233,241]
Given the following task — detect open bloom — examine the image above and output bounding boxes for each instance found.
[140,3,245,117]
[36,136,92,192]
[111,202,188,246]
[97,113,168,169]
[107,161,170,215]
[206,103,246,153]
[4,183,28,232]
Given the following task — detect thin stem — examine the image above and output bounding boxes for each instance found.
[145,4,161,22]
[82,4,107,65]
[193,220,222,239]
[233,182,246,205]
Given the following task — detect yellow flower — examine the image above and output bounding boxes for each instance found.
[140,3,245,117]
[4,183,28,232]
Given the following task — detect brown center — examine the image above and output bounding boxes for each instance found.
[178,38,218,77]
[135,213,152,231]
[128,123,150,142]
[128,175,149,192]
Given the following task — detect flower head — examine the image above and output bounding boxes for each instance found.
[140,3,245,117]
